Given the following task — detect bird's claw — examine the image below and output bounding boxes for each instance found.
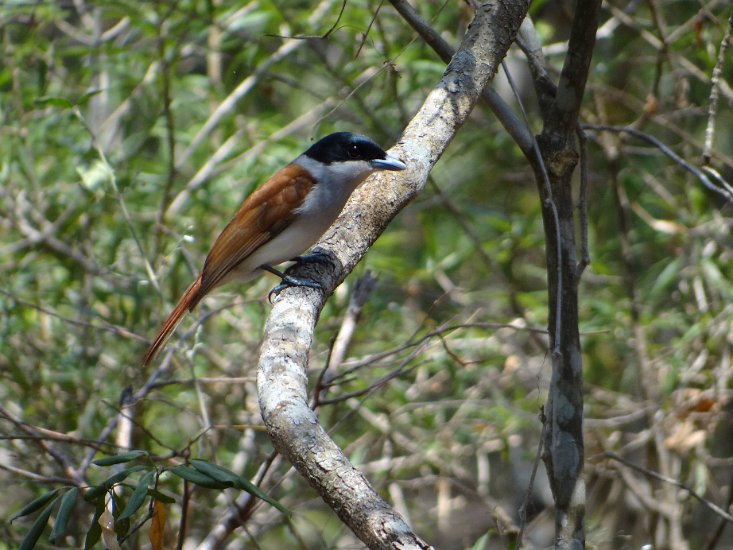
[268,274,323,303]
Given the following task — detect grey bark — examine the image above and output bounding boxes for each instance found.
[256,2,530,548]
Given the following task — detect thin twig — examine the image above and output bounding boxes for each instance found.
[502,60,563,355]
[0,405,116,452]
[265,0,347,39]
[73,107,162,293]
[576,127,590,277]
[706,463,733,549]
[703,12,733,164]
[328,271,378,370]
[517,406,547,547]
[155,2,178,237]
[167,99,336,217]
[355,0,383,58]
[0,462,78,485]
[583,124,733,202]
[0,288,146,341]
[593,451,733,524]
[702,165,733,197]
[389,0,533,153]
[333,321,548,377]
[174,0,338,175]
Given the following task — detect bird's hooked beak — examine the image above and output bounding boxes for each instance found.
[370,154,407,171]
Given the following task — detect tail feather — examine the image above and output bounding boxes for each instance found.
[143,274,204,366]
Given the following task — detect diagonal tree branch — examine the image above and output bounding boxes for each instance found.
[256,2,530,548]
[389,0,533,154]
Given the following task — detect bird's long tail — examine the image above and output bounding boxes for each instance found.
[143,273,204,366]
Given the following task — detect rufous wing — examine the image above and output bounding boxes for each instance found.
[198,164,316,296]
[143,163,316,366]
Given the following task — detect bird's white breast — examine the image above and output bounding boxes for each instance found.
[229,155,375,280]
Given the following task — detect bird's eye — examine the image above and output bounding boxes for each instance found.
[347,145,360,159]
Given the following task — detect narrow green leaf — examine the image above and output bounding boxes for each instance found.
[168,465,230,489]
[49,487,79,543]
[10,489,59,522]
[701,258,725,289]
[18,495,58,550]
[234,477,290,516]
[83,495,105,550]
[84,465,147,501]
[470,532,491,550]
[147,488,175,504]
[190,459,289,515]
[33,96,74,108]
[77,88,104,105]
[92,450,148,466]
[83,485,106,504]
[649,256,681,301]
[189,459,240,483]
[118,471,154,522]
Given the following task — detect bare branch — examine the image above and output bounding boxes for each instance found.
[529,1,602,547]
[594,451,733,524]
[257,2,530,547]
[545,0,602,144]
[704,11,732,164]
[328,271,378,370]
[583,124,733,203]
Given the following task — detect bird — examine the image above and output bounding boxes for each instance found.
[143,132,406,366]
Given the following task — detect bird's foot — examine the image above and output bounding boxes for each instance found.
[290,249,333,266]
[261,264,323,303]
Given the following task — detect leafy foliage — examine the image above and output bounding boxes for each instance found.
[10,454,286,549]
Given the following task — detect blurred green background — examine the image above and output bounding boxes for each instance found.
[1,1,732,548]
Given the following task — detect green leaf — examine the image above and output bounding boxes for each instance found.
[189,459,238,481]
[701,258,725,290]
[118,471,155,521]
[77,88,104,106]
[49,487,79,543]
[190,459,289,515]
[33,95,74,108]
[84,465,147,501]
[10,489,59,522]
[168,465,230,490]
[470,532,491,550]
[92,450,148,467]
[147,488,176,504]
[83,496,105,550]
[18,495,58,550]
[649,256,682,301]
[83,485,108,502]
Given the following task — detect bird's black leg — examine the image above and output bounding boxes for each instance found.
[289,249,333,266]
[260,264,322,302]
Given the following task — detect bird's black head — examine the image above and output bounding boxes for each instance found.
[304,132,404,170]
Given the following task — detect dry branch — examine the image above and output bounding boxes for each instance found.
[256,2,530,548]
